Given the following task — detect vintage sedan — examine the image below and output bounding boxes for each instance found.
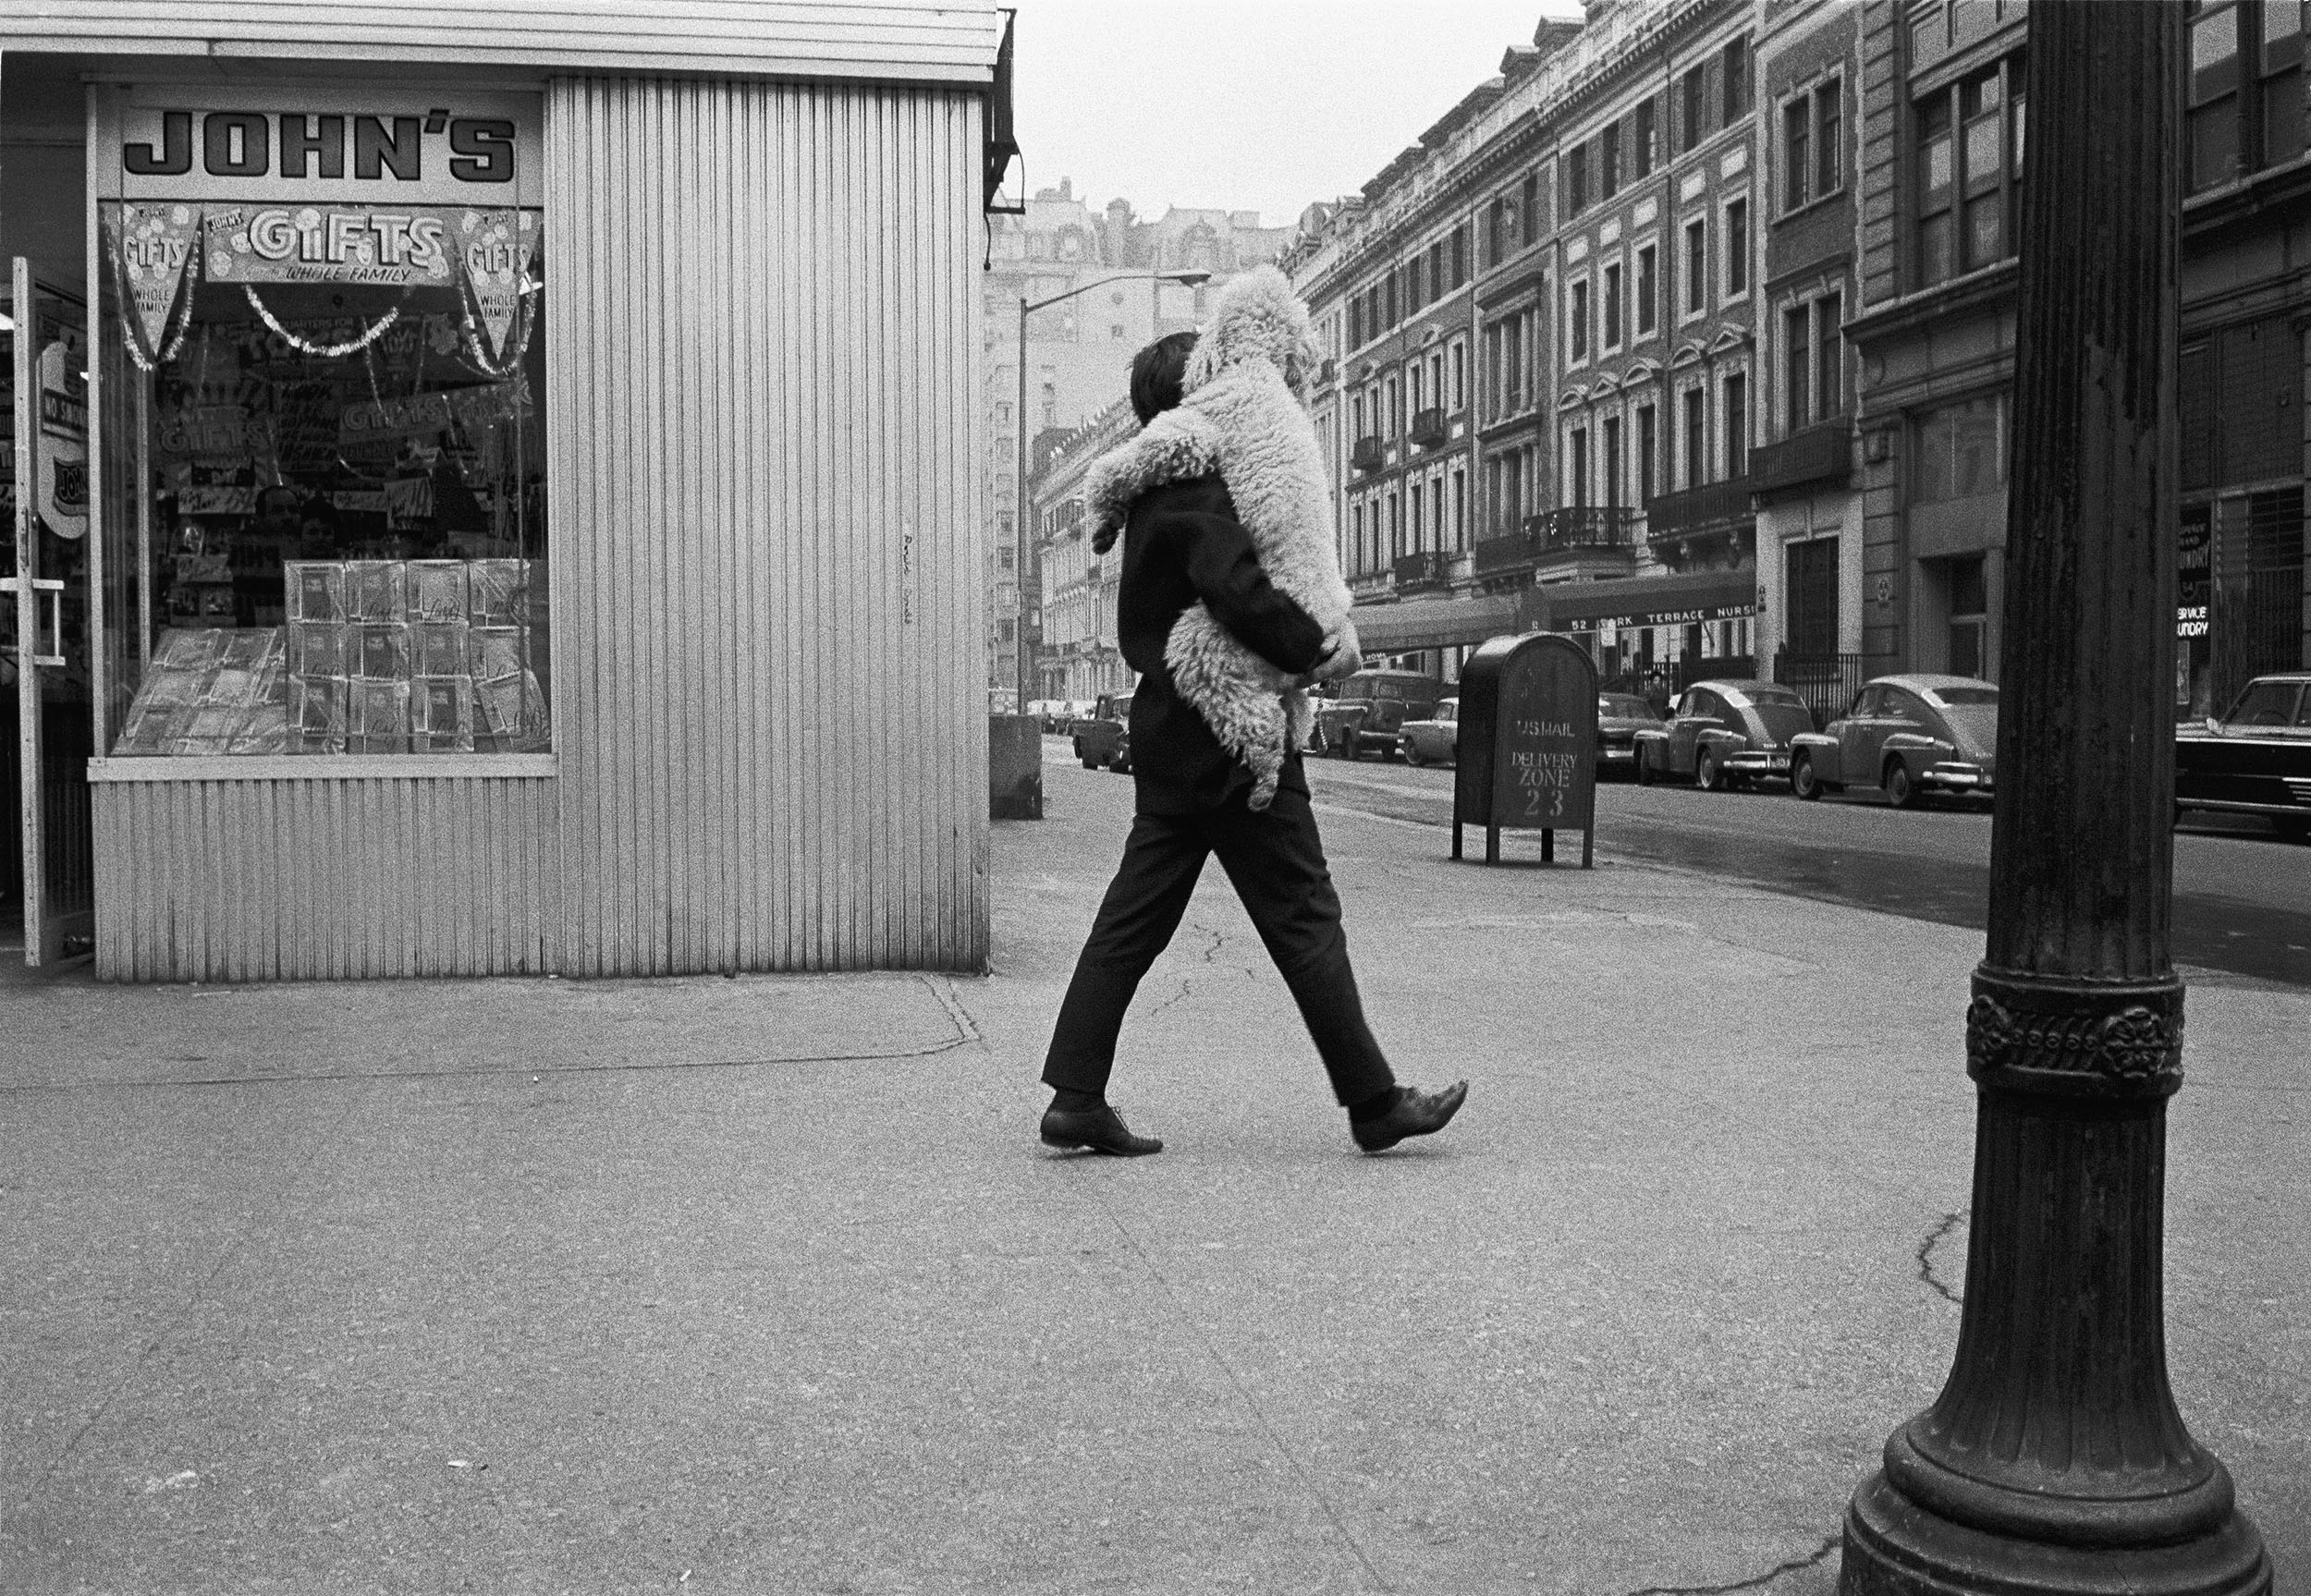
[1395,698,1459,766]
[2174,673,2311,841]
[1312,669,1442,760]
[1633,679,1816,790]
[1790,674,1999,807]
[1596,692,1663,778]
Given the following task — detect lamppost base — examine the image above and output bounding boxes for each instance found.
[1841,1471,2271,1596]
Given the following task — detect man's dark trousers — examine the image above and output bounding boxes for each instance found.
[1042,784,1397,1105]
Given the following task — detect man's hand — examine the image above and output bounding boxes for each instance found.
[1307,621,1363,686]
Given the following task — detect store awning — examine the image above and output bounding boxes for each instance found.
[1351,591,1531,653]
[1535,568,1757,631]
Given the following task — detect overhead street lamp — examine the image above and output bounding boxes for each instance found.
[1014,269,1211,710]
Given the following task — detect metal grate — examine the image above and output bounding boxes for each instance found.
[2213,486,2306,709]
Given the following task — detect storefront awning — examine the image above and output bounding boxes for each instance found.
[1351,591,1531,654]
[1535,568,1757,631]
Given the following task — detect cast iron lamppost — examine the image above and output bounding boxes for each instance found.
[1839,6,2269,1591]
[1014,269,1210,710]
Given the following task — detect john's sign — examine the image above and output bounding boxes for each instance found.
[102,87,541,207]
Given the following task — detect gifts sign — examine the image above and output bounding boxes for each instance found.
[116,202,202,363]
[458,209,539,365]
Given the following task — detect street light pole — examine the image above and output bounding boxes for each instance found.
[1014,269,1209,712]
[1839,6,2269,1591]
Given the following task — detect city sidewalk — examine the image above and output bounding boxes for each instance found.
[2,757,2305,1594]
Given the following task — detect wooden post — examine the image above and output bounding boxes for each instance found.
[1839,6,2269,1590]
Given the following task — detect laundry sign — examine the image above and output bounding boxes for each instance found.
[100,86,541,208]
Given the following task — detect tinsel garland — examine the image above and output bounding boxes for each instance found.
[242,284,402,358]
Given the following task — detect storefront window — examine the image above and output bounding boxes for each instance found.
[94,90,547,757]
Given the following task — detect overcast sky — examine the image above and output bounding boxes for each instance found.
[1009,1,1586,229]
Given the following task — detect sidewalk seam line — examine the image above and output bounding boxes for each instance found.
[1096,1200,1396,1594]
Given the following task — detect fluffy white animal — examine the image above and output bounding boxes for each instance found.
[1082,266,1361,810]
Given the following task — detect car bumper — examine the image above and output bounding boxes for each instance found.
[1923,763,1993,792]
[1723,751,1792,775]
[1598,745,1636,764]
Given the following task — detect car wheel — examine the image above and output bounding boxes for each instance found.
[1696,748,1724,792]
[1791,751,1823,801]
[1401,741,1425,767]
[1081,754,1097,770]
[1885,758,1921,810]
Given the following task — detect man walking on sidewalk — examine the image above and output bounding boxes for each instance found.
[1037,318,1467,1159]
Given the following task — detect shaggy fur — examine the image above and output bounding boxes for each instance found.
[1084,266,1359,810]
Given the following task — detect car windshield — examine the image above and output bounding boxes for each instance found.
[2225,679,2304,727]
[1437,700,1457,721]
[1927,686,1999,708]
[1112,698,1133,716]
[1599,694,1659,720]
[1749,687,1806,706]
[1376,682,1405,701]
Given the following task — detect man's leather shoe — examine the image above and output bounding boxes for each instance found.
[1351,1080,1468,1152]
[1040,1102,1163,1157]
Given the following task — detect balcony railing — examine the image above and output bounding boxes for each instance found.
[1535,506,1640,550]
[1472,529,1541,576]
[1748,420,1852,496]
[1645,474,1755,538]
[1409,407,1448,447]
[1392,550,1449,591]
[1351,434,1385,472]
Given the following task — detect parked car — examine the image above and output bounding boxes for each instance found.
[1789,675,1999,807]
[1312,669,1441,760]
[1596,692,1663,778]
[2174,672,2311,841]
[1632,680,1814,790]
[1072,691,1133,773]
[1395,698,1459,766]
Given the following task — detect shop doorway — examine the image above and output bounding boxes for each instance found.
[4,263,95,965]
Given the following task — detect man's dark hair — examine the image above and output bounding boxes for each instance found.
[1129,331,1199,425]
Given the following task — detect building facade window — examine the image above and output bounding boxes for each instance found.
[1684,218,1708,314]
[1817,75,1844,198]
[1571,279,1591,362]
[1816,289,1844,417]
[1600,122,1622,200]
[1637,403,1658,502]
[1785,303,1810,432]
[1784,93,1812,212]
[1682,64,1707,152]
[1635,95,1659,177]
[2188,0,2307,191]
[1450,339,1467,411]
[1722,35,1753,127]
[1603,262,1623,350]
[1636,243,1657,335]
[1603,414,1624,508]
[1683,385,1706,487]
[1522,170,1539,239]
[1915,55,2024,287]
[1725,198,1749,296]
[1724,372,1748,477]
[1571,426,1591,507]
[1567,142,1591,215]
[1913,393,2008,503]
[1452,469,1467,549]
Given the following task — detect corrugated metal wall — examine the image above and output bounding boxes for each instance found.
[92,776,560,981]
[0,2,1002,84]
[548,77,988,975]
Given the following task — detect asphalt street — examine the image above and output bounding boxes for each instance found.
[1268,752,2311,988]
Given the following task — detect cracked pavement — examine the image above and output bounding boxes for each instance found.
[0,749,2303,1593]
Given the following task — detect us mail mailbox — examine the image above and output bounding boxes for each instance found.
[1452,632,1599,867]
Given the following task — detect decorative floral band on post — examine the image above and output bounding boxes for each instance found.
[1964,969,2185,1100]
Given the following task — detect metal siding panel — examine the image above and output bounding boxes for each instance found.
[0,1,1004,80]
[547,79,984,975]
[89,778,557,981]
